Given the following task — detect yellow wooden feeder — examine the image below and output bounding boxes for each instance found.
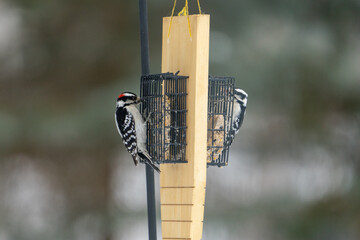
[140,2,235,239]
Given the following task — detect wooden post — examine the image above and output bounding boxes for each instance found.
[160,15,210,240]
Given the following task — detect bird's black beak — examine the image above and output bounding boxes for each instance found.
[136,97,143,104]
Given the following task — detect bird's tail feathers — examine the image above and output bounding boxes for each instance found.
[132,155,139,166]
[138,152,160,173]
[226,129,236,146]
[145,158,160,173]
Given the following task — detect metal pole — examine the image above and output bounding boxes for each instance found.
[139,0,150,75]
[139,0,157,239]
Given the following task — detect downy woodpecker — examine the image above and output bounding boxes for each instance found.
[227,88,248,146]
[115,92,160,173]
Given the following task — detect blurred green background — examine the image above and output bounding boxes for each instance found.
[0,0,359,239]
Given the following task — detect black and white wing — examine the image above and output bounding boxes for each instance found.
[226,89,248,146]
[115,108,139,166]
[233,104,246,135]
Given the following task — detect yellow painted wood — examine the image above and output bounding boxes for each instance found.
[160,188,194,204]
[160,14,210,240]
[162,222,192,238]
[161,205,193,220]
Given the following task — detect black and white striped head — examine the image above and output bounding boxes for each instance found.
[234,88,248,107]
[116,92,141,108]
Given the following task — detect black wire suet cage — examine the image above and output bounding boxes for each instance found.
[207,76,235,167]
[140,73,234,167]
[140,72,188,164]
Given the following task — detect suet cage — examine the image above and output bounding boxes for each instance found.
[140,72,188,164]
[207,76,235,167]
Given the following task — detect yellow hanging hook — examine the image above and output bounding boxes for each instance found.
[168,0,202,39]
[177,0,192,39]
[167,0,177,38]
[197,0,202,14]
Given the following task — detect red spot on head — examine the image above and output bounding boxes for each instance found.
[118,93,125,99]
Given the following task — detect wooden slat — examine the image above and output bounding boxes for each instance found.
[162,222,192,238]
[160,14,210,240]
[160,187,206,205]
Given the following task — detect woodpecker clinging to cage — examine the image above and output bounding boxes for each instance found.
[115,92,160,173]
[226,88,248,146]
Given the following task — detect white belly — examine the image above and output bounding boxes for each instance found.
[126,105,147,147]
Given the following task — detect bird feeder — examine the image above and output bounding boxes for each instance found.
[140,72,188,164]
[207,76,235,167]
[139,14,236,240]
[141,74,235,167]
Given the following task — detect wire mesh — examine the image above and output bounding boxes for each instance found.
[207,76,235,167]
[140,72,188,164]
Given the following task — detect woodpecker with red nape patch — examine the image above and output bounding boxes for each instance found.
[115,92,160,173]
